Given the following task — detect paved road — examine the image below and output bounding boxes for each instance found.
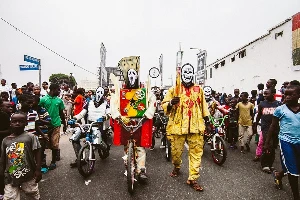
[22,133,294,200]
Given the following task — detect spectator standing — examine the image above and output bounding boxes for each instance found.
[236,92,254,153]
[10,83,17,100]
[253,89,281,173]
[0,112,42,200]
[0,100,13,199]
[73,88,84,117]
[39,84,66,170]
[40,82,49,96]
[265,85,300,200]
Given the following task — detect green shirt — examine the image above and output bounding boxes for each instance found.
[39,94,65,127]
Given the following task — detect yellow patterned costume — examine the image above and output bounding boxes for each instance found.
[162,84,210,181]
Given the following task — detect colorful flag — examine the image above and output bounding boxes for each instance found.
[292,12,300,67]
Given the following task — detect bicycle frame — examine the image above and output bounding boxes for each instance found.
[117,117,146,141]
[206,115,228,151]
[69,121,102,161]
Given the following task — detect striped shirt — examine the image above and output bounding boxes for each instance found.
[24,110,39,134]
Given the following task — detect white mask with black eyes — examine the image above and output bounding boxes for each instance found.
[95,87,104,103]
[181,64,194,84]
[127,69,138,86]
[203,86,212,99]
[163,90,167,97]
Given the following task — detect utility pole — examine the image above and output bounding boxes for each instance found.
[99,43,107,87]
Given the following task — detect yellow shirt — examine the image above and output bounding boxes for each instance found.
[236,102,254,126]
[162,84,210,135]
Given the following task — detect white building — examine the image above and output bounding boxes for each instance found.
[205,13,300,94]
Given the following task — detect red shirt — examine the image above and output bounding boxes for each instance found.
[74,94,84,115]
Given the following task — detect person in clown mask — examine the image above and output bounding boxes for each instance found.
[203,86,222,118]
[69,86,111,168]
[162,63,210,192]
[110,56,156,181]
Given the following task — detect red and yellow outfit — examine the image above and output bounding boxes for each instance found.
[162,84,210,180]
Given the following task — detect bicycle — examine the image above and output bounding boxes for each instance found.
[68,117,112,177]
[116,116,146,194]
[204,115,228,166]
[153,111,171,161]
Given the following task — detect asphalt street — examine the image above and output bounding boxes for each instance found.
[22,133,295,200]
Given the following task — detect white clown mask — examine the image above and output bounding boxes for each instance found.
[127,69,138,87]
[162,90,168,97]
[181,64,194,84]
[95,86,104,103]
[203,86,212,99]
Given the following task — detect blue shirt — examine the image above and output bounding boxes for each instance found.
[274,104,300,144]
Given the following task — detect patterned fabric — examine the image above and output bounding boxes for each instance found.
[167,133,204,180]
[37,106,51,133]
[292,12,300,67]
[24,110,39,134]
[162,84,210,135]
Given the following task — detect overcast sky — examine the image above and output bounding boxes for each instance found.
[0,0,299,87]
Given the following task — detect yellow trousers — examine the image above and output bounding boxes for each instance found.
[167,133,204,180]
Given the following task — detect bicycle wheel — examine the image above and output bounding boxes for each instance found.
[77,143,95,177]
[127,141,136,194]
[165,137,171,162]
[211,136,227,166]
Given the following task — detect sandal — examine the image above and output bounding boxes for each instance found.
[170,168,180,177]
[272,170,283,190]
[186,180,204,192]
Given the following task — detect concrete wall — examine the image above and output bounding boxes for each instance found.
[205,19,300,95]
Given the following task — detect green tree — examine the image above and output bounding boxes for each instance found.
[49,73,77,88]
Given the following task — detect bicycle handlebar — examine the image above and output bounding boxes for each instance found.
[209,115,228,127]
[116,116,146,133]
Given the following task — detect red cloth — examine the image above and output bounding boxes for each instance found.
[73,94,84,115]
[113,119,153,148]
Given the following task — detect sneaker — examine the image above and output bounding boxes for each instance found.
[150,146,155,151]
[49,163,57,170]
[41,167,49,174]
[262,167,271,174]
[139,168,148,181]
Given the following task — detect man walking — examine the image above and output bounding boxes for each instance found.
[162,63,210,191]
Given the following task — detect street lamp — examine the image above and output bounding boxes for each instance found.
[190,47,202,53]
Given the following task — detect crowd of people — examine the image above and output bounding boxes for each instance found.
[0,78,113,200]
[0,75,299,199]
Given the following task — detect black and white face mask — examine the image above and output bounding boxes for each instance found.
[203,86,212,100]
[181,63,194,86]
[95,86,104,103]
[127,69,138,87]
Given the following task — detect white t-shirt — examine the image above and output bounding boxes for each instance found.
[40,88,49,96]
[11,88,16,99]
[0,85,11,93]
